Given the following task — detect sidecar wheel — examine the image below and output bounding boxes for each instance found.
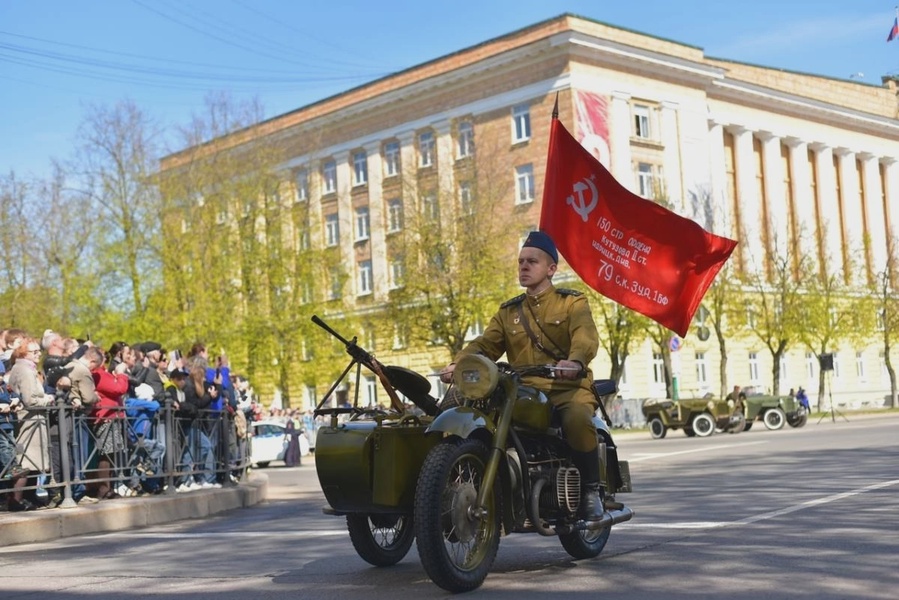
[788,412,808,428]
[559,519,611,559]
[346,513,415,567]
[414,438,500,594]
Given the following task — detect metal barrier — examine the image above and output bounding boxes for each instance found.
[0,400,250,509]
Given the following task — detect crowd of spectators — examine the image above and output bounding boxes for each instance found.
[0,327,260,512]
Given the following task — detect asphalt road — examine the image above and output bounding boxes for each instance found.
[1,413,897,599]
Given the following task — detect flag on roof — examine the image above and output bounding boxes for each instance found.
[888,16,898,42]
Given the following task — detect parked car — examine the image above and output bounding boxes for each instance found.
[740,387,808,431]
[250,420,310,467]
[641,394,746,439]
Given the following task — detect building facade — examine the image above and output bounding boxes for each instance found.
[161,14,899,413]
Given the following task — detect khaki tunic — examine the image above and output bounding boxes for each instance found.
[455,284,600,451]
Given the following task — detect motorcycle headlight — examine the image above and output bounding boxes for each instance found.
[453,354,499,400]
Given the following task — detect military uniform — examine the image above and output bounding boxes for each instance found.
[454,283,600,452]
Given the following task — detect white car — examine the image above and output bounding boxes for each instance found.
[249,420,310,467]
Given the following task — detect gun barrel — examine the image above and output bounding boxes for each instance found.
[312,315,350,345]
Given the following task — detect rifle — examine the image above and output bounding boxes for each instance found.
[312,315,406,414]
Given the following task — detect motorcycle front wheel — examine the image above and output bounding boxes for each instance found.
[346,513,415,566]
[414,438,500,593]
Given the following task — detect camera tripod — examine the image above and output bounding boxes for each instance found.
[817,369,849,424]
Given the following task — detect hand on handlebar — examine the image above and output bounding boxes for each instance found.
[552,360,585,380]
[439,363,455,384]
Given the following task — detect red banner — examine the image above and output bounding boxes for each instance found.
[540,117,736,337]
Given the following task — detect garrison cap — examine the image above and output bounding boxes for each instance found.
[522,230,558,264]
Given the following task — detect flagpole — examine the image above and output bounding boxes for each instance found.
[552,92,559,120]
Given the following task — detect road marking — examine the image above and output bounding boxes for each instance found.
[621,478,899,530]
[625,440,766,463]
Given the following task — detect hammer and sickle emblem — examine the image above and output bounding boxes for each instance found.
[566,177,599,222]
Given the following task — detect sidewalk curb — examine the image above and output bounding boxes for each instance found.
[0,472,269,546]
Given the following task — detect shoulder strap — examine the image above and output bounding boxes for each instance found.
[501,294,525,308]
[517,303,566,362]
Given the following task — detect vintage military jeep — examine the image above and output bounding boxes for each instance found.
[641,394,745,439]
[741,387,808,431]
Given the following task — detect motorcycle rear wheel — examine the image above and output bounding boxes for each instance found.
[346,513,415,566]
[414,438,500,593]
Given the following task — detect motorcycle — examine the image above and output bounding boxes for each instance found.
[311,316,634,593]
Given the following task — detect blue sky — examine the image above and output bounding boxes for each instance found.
[2,0,898,180]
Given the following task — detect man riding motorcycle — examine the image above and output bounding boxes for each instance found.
[440,230,604,520]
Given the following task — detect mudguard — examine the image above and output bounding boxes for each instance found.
[426,405,496,439]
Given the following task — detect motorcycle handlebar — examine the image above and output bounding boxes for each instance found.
[516,364,587,379]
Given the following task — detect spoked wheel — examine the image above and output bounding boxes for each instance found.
[692,413,716,437]
[414,438,500,593]
[346,513,415,566]
[763,408,786,430]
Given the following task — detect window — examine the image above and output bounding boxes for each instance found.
[357,260,372,296]
[457,121,474,158]
[465,320,484,341]
[419,131,434,167]
[300,280,312,304]
[805,352,816,380]
[512,104,531,143]
[832,352,841,378]
[323,160,337,194]
[459,181,473,216]
[748,352,760,385]
[384,141,400,177]
[651,353,664,384]
[325,213,339,247]
[637,163,656,199]
[515,164,535,204]
[301,339,313,362]
[303,385,318,410]
[328,267,342,300]
[353,151,368,186]
[422,194,439,222]
[856,351,865,381]
[633,104,651,139]
[355,206,370,241]
[695,352,708,386]
[393,323,408,349]
[298,225,310,251]
[387,198,403,232]
[389,259,404,289]
[295,170,308,202]
[364,375,378,407]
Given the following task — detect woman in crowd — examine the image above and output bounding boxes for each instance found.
[90,349,129,499]
[6,338,55,511]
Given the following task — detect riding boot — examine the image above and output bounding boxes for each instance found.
[573,450,604,521]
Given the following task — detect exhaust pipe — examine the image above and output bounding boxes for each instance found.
[577,506,635,531]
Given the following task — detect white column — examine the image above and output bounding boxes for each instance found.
[882,158,899,259]
[859,153,888,276]
[659,101,682,209]
[836,148,864,283]
[334,150,354,297]
[434,119,456,223]
[785,138,817,260]
[707,120,729,236]
[811,144,842,277]
[610,91,634,191]
[365,141,387,300]
[758,131,789,253]
[730,126,764,273]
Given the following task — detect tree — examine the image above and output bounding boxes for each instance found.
[872,241,899,409]
[741,240,808,396]
[69,100,161,341]
[384,123,519,361]
[584,292,648,385]
[701,261,745,399]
